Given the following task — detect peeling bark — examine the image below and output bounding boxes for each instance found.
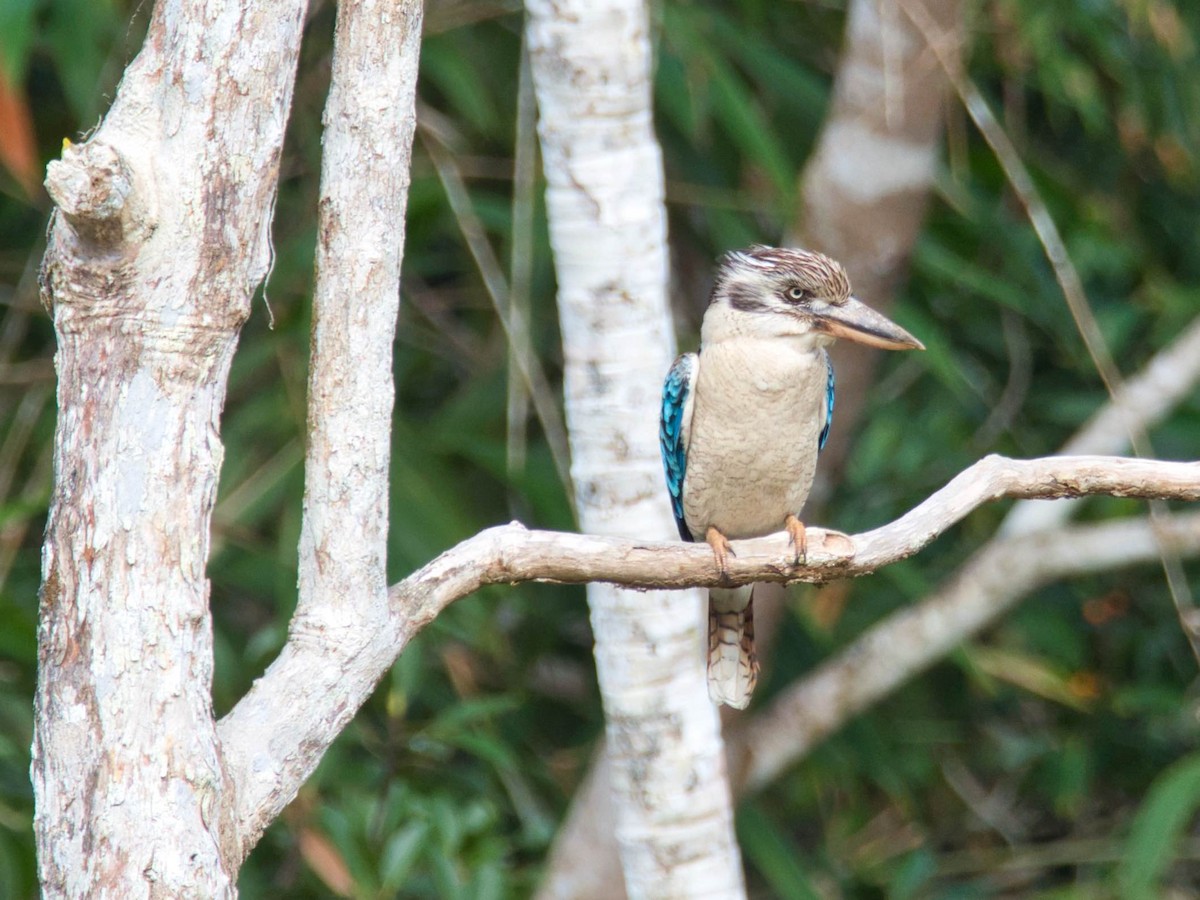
[33,0,308,895]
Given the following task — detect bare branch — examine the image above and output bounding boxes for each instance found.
[391,456,1199,595]
[217,0,424,858]
[731,508,1200,793]
[1003,315,1200,535]
[34,0,309,891]
[218,454,1198,854]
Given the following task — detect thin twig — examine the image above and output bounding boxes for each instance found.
[419,124,575,507]
[506,40,538,505]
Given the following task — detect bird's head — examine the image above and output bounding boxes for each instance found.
[702,246,924,352]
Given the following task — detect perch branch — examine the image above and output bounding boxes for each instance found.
[730,508,1200,792]
[220,454,1199,846]
[1003,314,1200,535]
[400,456,1195,595]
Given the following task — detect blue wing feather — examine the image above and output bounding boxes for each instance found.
[819,351,834,451]
[659,354,695,541]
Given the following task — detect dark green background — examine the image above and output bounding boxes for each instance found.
[1,1,1199,896]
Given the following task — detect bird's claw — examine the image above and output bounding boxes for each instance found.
[785,514,807,566]
[706,526,734,582]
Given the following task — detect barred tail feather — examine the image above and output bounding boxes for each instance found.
[707,586,758,709]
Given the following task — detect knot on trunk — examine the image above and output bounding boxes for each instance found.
[45,140,153,248]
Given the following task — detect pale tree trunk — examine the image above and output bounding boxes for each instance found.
[525,0,745,897]
[32,0,308,893]
[32,0,424,892]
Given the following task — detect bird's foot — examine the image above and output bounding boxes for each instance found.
[706,526,735,582]
[785,514,807,566]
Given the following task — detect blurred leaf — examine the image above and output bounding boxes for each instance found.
[0,67,37,200]
[737,803,822,900]
[43,0,121,122]
[380,821,430,892]
[420,29,512,138]
[297,827,354,898]
[0,0,36,86]
[914,239,1050,323]
[966,645,1091,710]
[664,5,794,201]
[0,832,24,900]
[1116,752,1200,898]
[422,695,521,739]
[889,849,936,900]
[708,11,827,126]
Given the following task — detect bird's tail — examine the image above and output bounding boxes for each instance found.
[707,585,758,709]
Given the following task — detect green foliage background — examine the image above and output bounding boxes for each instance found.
[1,0,1199,896]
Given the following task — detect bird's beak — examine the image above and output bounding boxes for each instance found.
[812,297,925,351]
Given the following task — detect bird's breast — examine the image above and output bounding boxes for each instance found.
[682,339,827,540]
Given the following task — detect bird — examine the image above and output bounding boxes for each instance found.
[659,246,924,709]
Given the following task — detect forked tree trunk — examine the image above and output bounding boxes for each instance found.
[33,0,307,894]
[525,0,746,896]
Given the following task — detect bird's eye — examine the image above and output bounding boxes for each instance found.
[786,286,811,303]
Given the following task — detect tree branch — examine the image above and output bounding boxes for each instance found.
[731,508,1200,793]
[403,456,1198,595]
[403,456,1196,594]
[217,454,1198,853]
[34,0,308,892]
[217,0,424,859]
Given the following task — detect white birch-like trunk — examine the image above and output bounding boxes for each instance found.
[525,1,746,896]
[33,0,308,894]
[535,2,962,894]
